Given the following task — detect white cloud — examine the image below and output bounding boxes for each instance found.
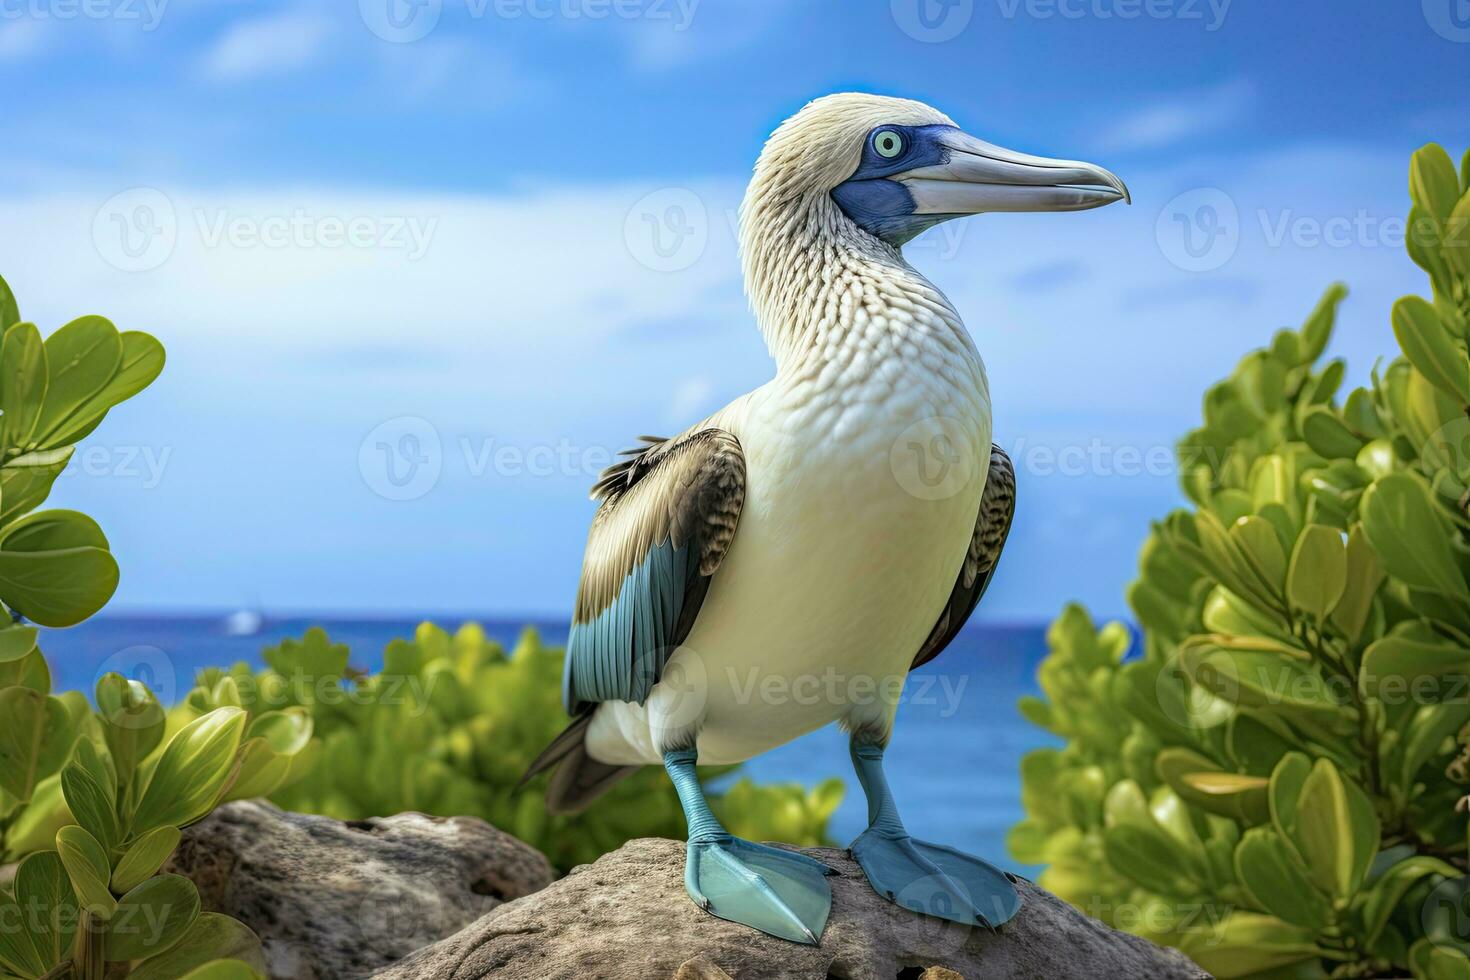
[1097,79,1256,153]
[199,12,333,82]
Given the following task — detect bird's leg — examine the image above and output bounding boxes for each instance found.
[848,736,1022,928]
[663,748,835,945]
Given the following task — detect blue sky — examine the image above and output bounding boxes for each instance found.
[0,0,1466,621]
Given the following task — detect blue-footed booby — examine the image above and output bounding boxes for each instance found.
[524,93,1128,944]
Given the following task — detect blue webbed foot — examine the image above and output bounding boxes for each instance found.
[664,747,834,944]
[850,828,1020,928]
[848,738,1021,929]
[686,837,834,944]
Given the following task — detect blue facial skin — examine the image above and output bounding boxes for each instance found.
[831,124,960,246]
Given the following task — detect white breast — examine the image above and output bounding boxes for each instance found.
[586,269,993,767]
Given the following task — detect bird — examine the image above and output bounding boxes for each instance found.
[523,92,1129,945]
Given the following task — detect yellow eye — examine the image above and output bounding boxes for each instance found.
[874,130,904,159]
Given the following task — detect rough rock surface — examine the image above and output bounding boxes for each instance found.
[166,800,553,980]
[373,837,1210,980]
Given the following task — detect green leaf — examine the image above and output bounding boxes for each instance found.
[0,687,73,802]
[1285,524,1348,622]
[1361,474,1468,600]
[1174,910,1324,977]
[1360,634,1470,701]
[1292,759,1378,903]
[103,874,200,962]
[1412,144,1464,220]
[10,850,77,975]
[175,962,266,980]
[32,316,122,448]
[96,673,166,784]
[111,826,181,895]
[61,739,121,852]
[1362,855,1461,947]
[1300,283,1348,363]
[128,914,266,980]
[1446,192,1470,282]
[3,773,75,857]
[131,708,247,835]
[0,274,19,331]
[1177,771,1271,825]
[1103,823,1199,896]
[1229,516,1287,597]
[1409,938,1470,980]
[1331,526,1385,644]
[1301,406,1365,459]
[1,323,46,453]
[1393,297,1470,405]
[1234,827,1331,929]
[0,624,37,663]
[1400,703,1470,788]
[42,330,165,450]
[0,447,73,528]
[56,825,117,919]
[0,509,119,626]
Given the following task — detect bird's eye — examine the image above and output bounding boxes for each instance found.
[874,130,904,159]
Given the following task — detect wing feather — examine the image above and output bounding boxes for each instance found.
[911,445,1016,671]
[563,428,745,713]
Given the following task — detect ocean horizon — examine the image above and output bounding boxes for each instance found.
[36,613,1065,873]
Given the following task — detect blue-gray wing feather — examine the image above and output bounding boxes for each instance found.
[563,428,745,713]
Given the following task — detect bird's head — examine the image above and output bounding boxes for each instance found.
[744,92,1129,251]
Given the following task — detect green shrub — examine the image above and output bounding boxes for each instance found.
[0,276,289,980]
[180,622,842,872]
[1011,144,1470,978]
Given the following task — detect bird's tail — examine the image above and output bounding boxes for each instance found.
[518,712,641,815]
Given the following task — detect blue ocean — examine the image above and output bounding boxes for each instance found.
[39,616,1057,873]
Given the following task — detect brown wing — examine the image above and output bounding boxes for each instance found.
[563,428,745,712]
[911,445,1016,671]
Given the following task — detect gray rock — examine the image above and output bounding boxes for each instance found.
[373,837,1210,980]
[166,800,553,980]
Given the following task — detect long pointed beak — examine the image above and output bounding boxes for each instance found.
[898,130,1130,215]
